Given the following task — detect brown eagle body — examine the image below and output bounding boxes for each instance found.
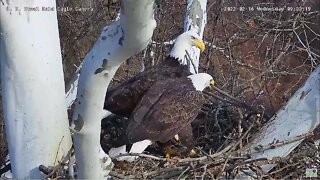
[104,57,191,118]
[106,32,208,160]
[126,77,205,143]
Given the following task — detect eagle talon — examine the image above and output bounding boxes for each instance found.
[164,146,180,159]
[174,134,179,141]
[188,149,197,157]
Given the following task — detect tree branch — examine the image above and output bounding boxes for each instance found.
[70,0,156,178]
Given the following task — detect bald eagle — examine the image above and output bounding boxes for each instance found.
[109,73,214,161]
[104,30,205,118]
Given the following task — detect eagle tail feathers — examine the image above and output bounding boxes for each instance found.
[129,139,152,154]
[108,144,126,159]
[108,140,152,162]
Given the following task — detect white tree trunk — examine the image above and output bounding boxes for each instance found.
[238,66,320,178]
[0,0,72,179]
[183,0,207,74]
[71,0,156,178]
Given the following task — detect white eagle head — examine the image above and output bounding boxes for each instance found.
[169,30,205,61]
[188,73,214,91]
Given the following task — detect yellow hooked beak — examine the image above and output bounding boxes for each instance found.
[209,79,215,89]
[192,38,205,52]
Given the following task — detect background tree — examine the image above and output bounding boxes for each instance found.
[70,0,156,178]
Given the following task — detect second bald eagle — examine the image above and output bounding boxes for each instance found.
[104,30,205,117]
[109,73,214,161]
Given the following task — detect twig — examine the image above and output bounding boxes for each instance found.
[109,171,136,179]
[217,155,231,178]
[54,136,65,166]
[140,48,147,72]
[177,166,191,180]
[151,40,175,46]
[40,147,73,179]
[237,108,244,148]
[269,162,300,175]
[247,131,315,154]
[179,143,236,163]
[214,86,271,119]
[213,104,222,134]
[185,50,198,74]
[197,147,217,162]
[144,166,186,178]
[230,123,254,152]
[114,153,174,162]
[203,87,270,119]
[203,90,241,106]
[200,164,208,180]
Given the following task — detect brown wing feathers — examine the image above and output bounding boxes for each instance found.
[126,78,205,143]
[104,57,203,146]
[104,57,190,118]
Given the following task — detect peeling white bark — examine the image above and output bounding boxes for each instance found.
[65,67,80,108]
[238,66,320,178]
[183,0,207,73]
[71,0,156,178]
[0,0,72,179]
